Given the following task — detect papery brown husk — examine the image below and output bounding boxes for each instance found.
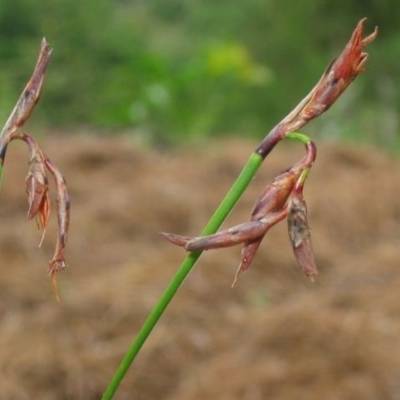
[287,193,317,279]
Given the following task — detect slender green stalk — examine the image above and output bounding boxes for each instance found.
[102,132,311,399]
[285,131,311,144]
[101,152,263,399]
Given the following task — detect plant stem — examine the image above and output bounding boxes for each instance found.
[285,131,311,145]
[101,152,263,399]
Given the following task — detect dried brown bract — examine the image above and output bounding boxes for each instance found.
[0,40,70,301]
[45,157,70,281]
[22,134,51,246]
[287,179,317,280]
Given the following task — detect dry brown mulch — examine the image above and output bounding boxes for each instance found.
[0,134,399,399]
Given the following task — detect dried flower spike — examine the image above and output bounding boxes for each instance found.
[0,40,71,301]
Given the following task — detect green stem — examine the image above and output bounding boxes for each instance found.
[284,131,311,144]
[101,152,263,399]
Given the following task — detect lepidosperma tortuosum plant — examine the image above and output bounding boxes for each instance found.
[102,18,378,399]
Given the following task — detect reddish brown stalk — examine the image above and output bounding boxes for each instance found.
[255,18,377,158]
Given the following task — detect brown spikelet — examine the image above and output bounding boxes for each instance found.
[287,190,317,279]
[45,157,70,301]
[21,133,51,246]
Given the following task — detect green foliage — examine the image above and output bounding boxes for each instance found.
[0,0,398,144]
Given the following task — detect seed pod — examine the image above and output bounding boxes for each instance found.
[287,192,317,279]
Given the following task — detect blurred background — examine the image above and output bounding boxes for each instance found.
[0,0,398,147]
[1,1,400,400]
